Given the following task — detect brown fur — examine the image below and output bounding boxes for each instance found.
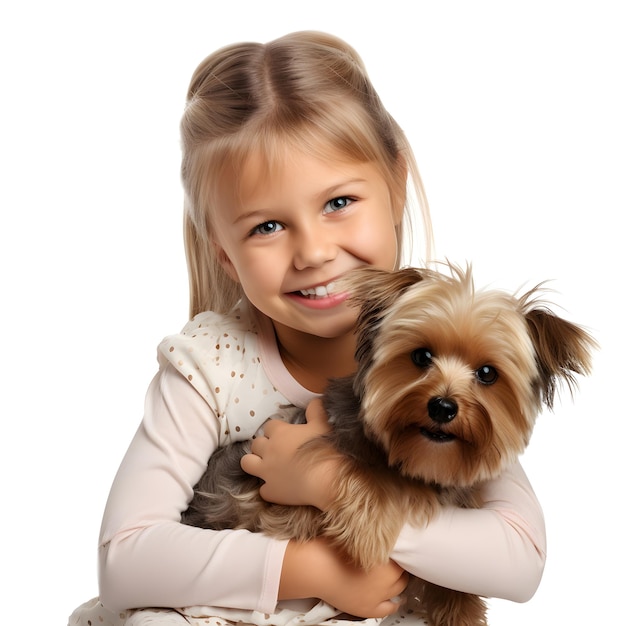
[182,264,596,625]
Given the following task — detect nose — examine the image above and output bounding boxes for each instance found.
[293,223,337,270]
[427,396,458,423]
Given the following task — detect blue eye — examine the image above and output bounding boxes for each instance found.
[324,197,353,213]
[252,221,283,236]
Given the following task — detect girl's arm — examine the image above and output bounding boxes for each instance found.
[99,366,406,618]
[98,364,287,613]
[391,460,546,603]
[243,402,546,603]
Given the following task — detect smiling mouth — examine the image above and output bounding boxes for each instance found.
[295,281,338,299]
[419,427,457,443]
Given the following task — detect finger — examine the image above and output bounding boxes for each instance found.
[240,452,263,477]
[249,435,268,456]
[257,481,275,503]
[387,568,410,595]
[305,398,331,429]
[372,574,409,617]
[261,418,286,437]
[373,596,405,619]
[396,570,410,593]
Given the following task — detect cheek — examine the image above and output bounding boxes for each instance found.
[231,248,292,302]
[234,255,276,289]
[349,217,398,268]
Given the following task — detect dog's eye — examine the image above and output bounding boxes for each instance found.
[475,365,498,385]
[411,348,433,368]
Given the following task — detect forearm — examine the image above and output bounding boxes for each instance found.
[99,524,287,613]
[391,460,546,602]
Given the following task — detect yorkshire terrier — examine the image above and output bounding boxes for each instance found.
[182,264,596,626]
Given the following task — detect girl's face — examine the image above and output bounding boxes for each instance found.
[212,149,402,343]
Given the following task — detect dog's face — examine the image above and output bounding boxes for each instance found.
[341,266,595,488]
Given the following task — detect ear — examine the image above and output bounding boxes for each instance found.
[213,241,241,284]
[340,267,425,367]
[525,308,597,409]
[341,267,425,320]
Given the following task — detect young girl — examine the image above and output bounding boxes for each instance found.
[70,31,546,626]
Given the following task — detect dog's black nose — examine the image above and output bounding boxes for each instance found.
[428,397,458,423]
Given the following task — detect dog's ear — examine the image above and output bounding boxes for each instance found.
[341,266,426,332]
[339,268,425,383]
[524,308,597,409]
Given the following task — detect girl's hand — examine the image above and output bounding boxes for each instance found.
[241,399,338,510]
[280,538,408,618]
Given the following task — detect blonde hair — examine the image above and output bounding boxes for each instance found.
[181,31,433,318]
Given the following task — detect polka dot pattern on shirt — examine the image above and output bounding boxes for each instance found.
[158,306,292,443]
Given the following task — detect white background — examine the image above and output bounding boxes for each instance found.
[1,1,624,624]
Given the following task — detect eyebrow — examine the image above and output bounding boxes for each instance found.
[233,209,272,225]
[232,177,369,225]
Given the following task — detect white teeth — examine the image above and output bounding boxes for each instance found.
[299,281,336,298]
